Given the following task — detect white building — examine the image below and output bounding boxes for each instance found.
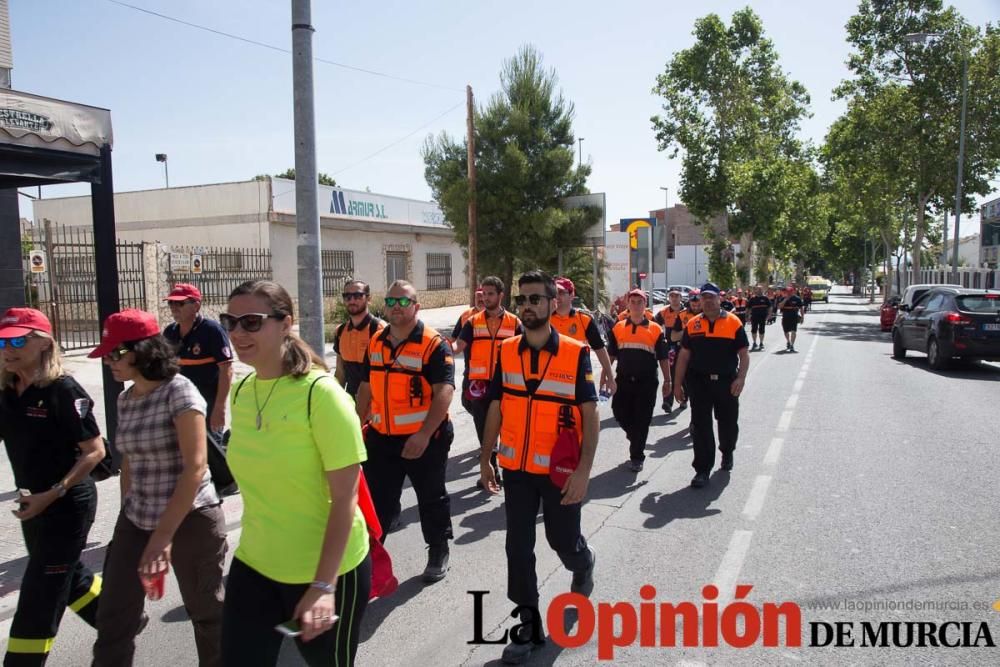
[940,233,980,268]
[32,178,468,304]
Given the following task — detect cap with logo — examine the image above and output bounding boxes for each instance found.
[165,283,202,302]
[555,277,575,295]
[699,282,722,296]
[689,289,701,302]
[626,288,647,302]
[88,309,161,358]
[0,308,53,337]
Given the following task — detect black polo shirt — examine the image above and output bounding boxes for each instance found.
[361,320,455,387]
[164,315,233,414]
[780,295,804,320]
[0,375,101,494]
[681,311,750,377]
[748,296,772,319]
[486,327,597,404]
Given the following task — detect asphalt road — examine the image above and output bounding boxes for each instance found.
[2,287,998,665]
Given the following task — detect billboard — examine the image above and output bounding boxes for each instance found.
[272,178,447,227]
[604,232,631,302]
[564,193,607,245]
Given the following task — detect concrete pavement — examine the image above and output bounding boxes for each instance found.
[3,292,999,665]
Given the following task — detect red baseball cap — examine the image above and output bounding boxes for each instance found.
[165,283,202,302]
[0,308,53,337]
[627,288,647,302]
[88,309,161,358]
[555,277,575,295]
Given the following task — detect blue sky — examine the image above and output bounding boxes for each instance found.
[13,0,998,238]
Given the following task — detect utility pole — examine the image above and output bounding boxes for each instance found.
[292,0,324,355]
[659,187,669,288]
[467,85,478,305]
[951,51,968,285]
[578,137,585,170]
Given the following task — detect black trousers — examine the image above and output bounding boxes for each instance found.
[611,376,658,462]
[688,373,739,474]
[363,421,454,546]
[502,470,593,611]
[221,555,371,667]
[5,483,99,667]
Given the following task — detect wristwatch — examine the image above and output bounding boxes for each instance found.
[310,580,335,594]
[50,482,67,498]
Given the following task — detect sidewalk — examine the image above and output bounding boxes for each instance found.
[0,303,470,620]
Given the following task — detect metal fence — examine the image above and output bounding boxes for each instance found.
[165,246,272,305]
[322,249,354,297]
[22,222,147,351]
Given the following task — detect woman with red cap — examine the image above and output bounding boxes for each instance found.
[89,309,226,666]
[0,308,107,666]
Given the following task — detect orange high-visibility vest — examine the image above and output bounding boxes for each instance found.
[367,325,446,436]
[467,309,519,381]
[550,309,594,343]
[496,335,586,475]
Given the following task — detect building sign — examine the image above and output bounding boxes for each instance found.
[0,89,113,156]
[604,232,631,301]
[620,217,655,250]
[272,178,446,227]
[191,254,203,274]
[29,249,46,273]
[170,252,191,273]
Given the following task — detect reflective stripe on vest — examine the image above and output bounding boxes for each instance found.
[537,378,575,398]
[367,326,445,436]
[467,310,519,381]
[620,342,655,354]
[503,372,526,389]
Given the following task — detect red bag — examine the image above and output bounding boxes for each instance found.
[357,426,398,600]
[548,406,581,489]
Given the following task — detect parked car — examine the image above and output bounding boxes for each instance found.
[881,295,901,331]
[891,288,1000,369]
[667,285,696,298]
[898,283,961,316]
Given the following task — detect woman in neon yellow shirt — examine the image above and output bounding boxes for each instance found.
[220,280,370,666]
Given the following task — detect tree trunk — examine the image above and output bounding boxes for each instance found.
[502,258,514,310]
[881,232,893,300]
[739,230,754,285]
[911,193,929,279]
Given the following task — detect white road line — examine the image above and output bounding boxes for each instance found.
[742,475,773,520]
[764,437,784,465]
[776,410,794,432]
[793,379,804,392]
[785,394,799,410]
[713,530,754,602]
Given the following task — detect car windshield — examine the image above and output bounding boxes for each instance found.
[808,283,826,290]
[956,295,1000,313]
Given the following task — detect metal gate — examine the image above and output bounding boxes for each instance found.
[21,221,147,351]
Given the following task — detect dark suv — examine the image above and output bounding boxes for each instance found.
[891,287,1000,369]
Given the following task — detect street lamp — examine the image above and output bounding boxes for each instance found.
[904,31,968,285]
[659,186,669,288]
[155,153,170,188]
[577,137,585,169]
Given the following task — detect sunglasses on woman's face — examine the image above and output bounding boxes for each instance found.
[384,297,416,308]
[0,336,28,349]
[219,312,283,333]
[104,345,132,362]
[514,294,550,306]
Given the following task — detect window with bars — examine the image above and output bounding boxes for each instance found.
[426,253,452,290]
[386,251,408,286]
[322,249,355,296]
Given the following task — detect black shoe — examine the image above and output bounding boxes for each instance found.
[570,546,596,597]
[422,543,450,583]
[690,472,709,488]
[721,453,733,471]
[662,398,673,412]
[136,613,150,636]
[751,343,758,351]
[502,627,544,664]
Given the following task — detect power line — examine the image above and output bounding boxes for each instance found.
[330,101,465,176]
[105,0,463,92]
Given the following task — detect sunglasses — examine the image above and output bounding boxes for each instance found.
[104,345,132,362]
[514,294,550,306]
[168,299,196,307]
[384,297,416,308]
[219,312,284,333]
[342,292,367,301]
[0,336,28,349]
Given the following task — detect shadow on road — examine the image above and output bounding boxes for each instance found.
[639,470,732,529]
[809,320,889,343]
[892,356,1000,381]
[359,574,429,643]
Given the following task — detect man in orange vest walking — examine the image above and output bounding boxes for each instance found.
[550,277,615,395]
[608,289,671,472]
[356,280,456,582]
[479,270,599,664]
[455,276,523,489]
[449,289,485,345]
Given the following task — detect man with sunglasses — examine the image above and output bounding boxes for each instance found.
[163,284,233,435]
[333,280,384,399]
[478,270,598,664]
[455,276,522,490]
[356,280,456,582]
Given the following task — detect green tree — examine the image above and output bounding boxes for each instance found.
[838,0,1000,275]
[254,168,337,186]
[422,45,597,297]
[651,8,812,281]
